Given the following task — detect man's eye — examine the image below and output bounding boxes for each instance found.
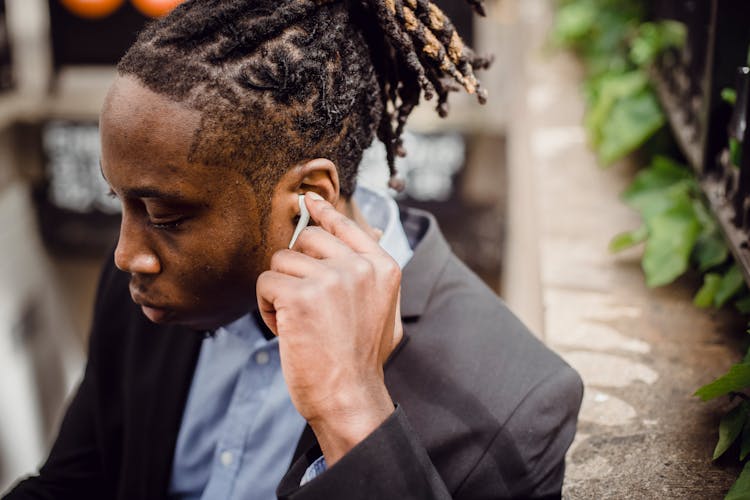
[148,217,185,230]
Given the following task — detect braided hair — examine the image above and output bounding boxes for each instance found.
[118,0,489,208]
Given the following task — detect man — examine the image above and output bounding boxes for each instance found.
[4,0,582,498]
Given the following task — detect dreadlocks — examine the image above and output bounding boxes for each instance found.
[118,0,489,206]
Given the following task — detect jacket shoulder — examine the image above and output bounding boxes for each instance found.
[387,253,582,496]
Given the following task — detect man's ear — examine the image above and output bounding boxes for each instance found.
[272,158,340,235]
[295,158,340,205]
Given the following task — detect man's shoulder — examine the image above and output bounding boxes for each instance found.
[395,205,574,397]
[394,248,577,418]
[390,209,582,495]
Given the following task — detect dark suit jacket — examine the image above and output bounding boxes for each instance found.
[4,207,583,500]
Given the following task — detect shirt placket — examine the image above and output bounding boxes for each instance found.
[200,340,276,500]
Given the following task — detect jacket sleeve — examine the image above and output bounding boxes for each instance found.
[1,261,122,500]
[276,405,452,500]
[278,363,582,500]
[454,364,584,499]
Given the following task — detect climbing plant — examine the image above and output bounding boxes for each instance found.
[553,0,750,496]
[553,0,747,306]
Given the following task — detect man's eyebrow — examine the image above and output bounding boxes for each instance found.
[121,187,187,202]
[98,160,187,202]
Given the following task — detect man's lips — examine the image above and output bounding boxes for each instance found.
[130,290,174,323]
[140,305,173,323]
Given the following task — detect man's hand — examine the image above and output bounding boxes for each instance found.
[256,192,403,465]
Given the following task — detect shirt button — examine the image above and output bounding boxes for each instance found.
[220,451,234,467]
[255,351,270,365]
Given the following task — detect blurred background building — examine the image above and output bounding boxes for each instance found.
[0,0,516,490]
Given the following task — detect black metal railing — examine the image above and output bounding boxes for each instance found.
[650,0,711,171]
[0,0,12,92]
[651,0,750,283]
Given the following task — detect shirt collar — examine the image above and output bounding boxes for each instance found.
[352,185,414,270]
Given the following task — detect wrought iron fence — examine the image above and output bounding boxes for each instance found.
[651,0,750,283]
[0,0,12,91]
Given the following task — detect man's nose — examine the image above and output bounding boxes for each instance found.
[114,215,161,275]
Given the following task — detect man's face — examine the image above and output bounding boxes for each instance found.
[100,75,279,330]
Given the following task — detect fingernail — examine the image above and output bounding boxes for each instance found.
[307,192,323,201]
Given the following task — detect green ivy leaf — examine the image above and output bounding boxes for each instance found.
[726,460,750,500]
[642,201,700,287]
[715,265,747,308]
[598,90,666,165]
[630,24,660,67]
[714,402,750,460]
[585,71,649,146]
[630,21,686,67]
[626,156,692,190]
[692,197,717,229]
[609,225,648,252]
[723,88,738,106]
[576,5,642,76]
[552,2,598,45]
[695,364,750,401]
[622,156,694,218]
[694,273,722,308]
[659,20,688,47]
[693,234,729,272]
[630,180,693,221]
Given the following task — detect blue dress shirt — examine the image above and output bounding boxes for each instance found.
[168,187,413,500]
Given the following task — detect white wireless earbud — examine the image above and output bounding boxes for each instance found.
[288,194,311,249]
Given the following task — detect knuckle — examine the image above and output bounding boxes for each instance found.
[383,259,401,282]
[374,256,401,285]
[292,284,317,306]
[351,258,374,280]
[320,271,341,292]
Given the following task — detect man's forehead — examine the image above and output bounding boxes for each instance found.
[102,75,201,139]
[100,77,206,181]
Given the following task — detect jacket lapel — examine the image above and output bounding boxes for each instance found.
[398,207,452,319]
[127,318,204,499]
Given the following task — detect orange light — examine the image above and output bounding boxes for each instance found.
[59,0,126,19]
[130,0,185,18]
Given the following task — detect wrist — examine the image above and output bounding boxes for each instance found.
[308,383,395,466]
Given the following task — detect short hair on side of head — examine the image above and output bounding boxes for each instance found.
[117,0,490,206]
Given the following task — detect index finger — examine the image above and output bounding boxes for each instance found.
[304,192,381,254]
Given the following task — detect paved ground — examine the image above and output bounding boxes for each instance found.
[505,1,749,498]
